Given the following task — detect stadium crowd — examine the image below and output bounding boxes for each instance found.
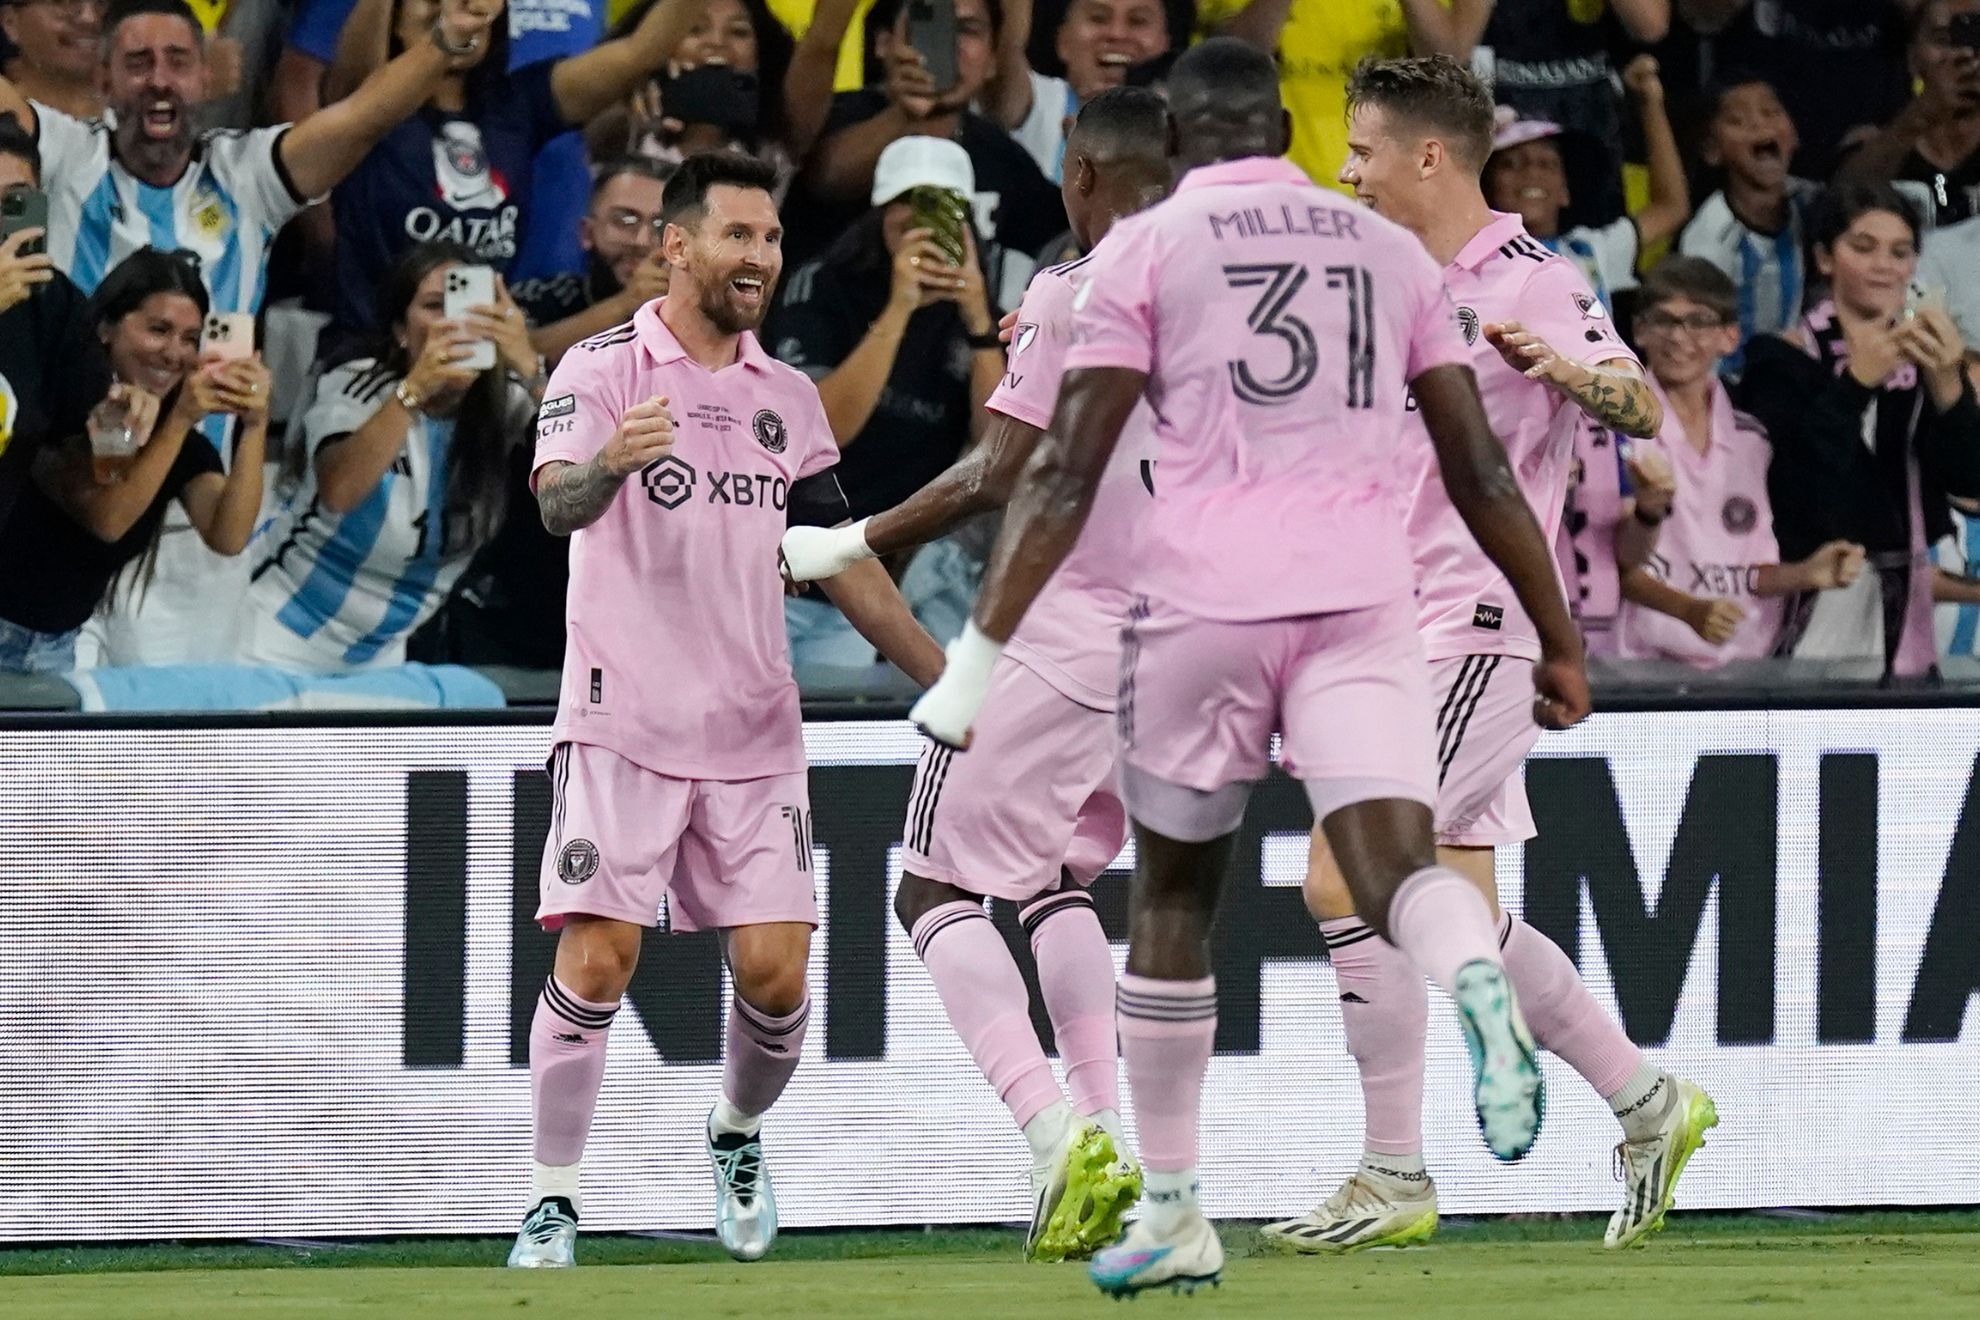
[0,0,1976,698]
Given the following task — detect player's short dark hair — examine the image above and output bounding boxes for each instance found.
[1346,54,1495,170]
[591,156,675,204]
[1070,86,1169,163]
[1810,179,1921,252]
[0,113,41,182]
[661,151,780,228]
[1168,36,1280,112]
[100,0,204,53]
[1637,256,1739,324]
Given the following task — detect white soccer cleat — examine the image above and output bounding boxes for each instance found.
[506,1196,578,1268]
[1606,1076,1719,1248]
[708,1114,779,1262]
[1089,1210,1224,1298]
[1452,959,1545,1162]
[1260,1174,1439,1254]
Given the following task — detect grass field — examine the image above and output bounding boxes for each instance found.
[4,1212,1977,1319]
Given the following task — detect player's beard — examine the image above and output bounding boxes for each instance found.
[694,258,775,335]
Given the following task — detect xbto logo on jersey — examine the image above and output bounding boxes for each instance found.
[645,456,792,512]
[644,455,695,508]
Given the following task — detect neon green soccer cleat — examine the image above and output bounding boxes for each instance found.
[1027,1121,1142,1262]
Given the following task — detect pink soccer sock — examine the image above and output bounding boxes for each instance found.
[1320,917,1427,1156]
[1116,973,1217,1173]
[1021,889,1119,1117]
[724,994,810,1121]
[1384,866,1504,995]
[912,901,1064,1129]
[531,976,621,1166]
[1499,913,1643,1096]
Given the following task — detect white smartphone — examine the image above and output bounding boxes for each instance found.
[442,264,498,372]
[200,311,256,362]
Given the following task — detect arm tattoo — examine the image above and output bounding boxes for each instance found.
[1563,365,1660,439]
[537,456,627,535]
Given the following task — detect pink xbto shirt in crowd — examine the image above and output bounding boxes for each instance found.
[1404,212,1640,662]
[533,301,841,781]
[1065,155,1471,622]
[1618,378,1785,667]
[988,250,1155,710]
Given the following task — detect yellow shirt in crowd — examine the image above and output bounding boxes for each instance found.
[608,0,1436,179]
[1195,0,1414,191]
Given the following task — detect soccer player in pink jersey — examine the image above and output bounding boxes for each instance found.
[507,152,944,1270]
[780,88,1170,1263]
[1262,55,1714,1257]
[909,40,1592,1297]
[1617,257,1865,667]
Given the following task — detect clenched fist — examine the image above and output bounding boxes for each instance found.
[601,394,676,478]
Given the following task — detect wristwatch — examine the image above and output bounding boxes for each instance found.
[394,379,424,415]
[965,328,1002,351]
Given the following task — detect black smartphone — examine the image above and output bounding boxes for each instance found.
[658,65,761,136]
[906,0,958,94]
[1,185,48,256]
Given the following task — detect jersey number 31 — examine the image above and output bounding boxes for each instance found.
[1222,263,1375,410]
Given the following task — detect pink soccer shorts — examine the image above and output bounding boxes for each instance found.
[1428,653,1541,847]
[537,742,818,932]
[1117,593,1438,809]
[902,655,1128,901]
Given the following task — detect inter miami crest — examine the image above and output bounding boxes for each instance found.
[1457,305,1481,345]
[1723,495,1758,534]
[753,409,787,454]
[557,839,599,885]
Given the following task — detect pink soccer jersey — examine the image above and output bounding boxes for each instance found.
[1404,212,1641,662]
[1617,380,1784,667]
[1064,155,1471,623]
[533,302,841,780]
[989,251,1154,710]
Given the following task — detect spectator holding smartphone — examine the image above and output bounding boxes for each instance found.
[1834,0,1980,229]
[318,0,708,339]
[593,0,795,168]
[768,136,1003,668]
[0,249,268,672]
[236,242,538,673]
[0,116,102,538]
[793,0,1062,284]
[1617,257,1865,668]
[0,0,505,313]
[1739,184,1980,675]
[1678,74,1819,369]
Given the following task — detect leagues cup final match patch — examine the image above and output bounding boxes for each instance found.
[541,395,576,419]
